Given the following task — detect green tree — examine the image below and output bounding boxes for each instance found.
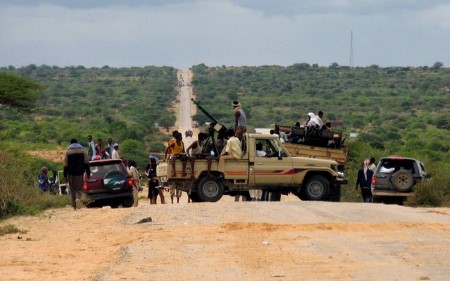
[0,73,43,113]
[120,139,146,168]
[158,114,176,132]
[431,61,444,70]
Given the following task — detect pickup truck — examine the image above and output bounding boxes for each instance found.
[156,133,347,202]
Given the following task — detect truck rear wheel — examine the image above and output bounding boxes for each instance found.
[196,176,223,202]
[304,175,330,201]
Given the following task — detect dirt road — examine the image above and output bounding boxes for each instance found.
[174,69,196,148]
[1,195,449,281]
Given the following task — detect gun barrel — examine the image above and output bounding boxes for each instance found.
[191,98,218,123]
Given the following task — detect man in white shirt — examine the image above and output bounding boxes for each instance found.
[256,142,266,157]
[306,112,321,128]
[111,143,120,159]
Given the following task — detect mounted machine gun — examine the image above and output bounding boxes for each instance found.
[191,98,227,157]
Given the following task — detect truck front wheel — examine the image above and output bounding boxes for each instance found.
[196,176,224,202]
[304,175,330,201]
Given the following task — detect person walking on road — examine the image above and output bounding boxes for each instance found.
[148,174,160,205]
[63,138,90,210]
[356,159,374,203]
[146,155,165,204]
[128,159,140,207]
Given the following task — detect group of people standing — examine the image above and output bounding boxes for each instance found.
[57,135,135,210]
[87,135,121,160]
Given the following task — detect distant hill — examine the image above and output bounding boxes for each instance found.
[0,65,178,153]
[190,63,449,161]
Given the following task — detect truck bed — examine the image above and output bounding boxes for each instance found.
[283,143,347,169]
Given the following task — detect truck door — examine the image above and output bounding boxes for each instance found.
[250,138,293,185]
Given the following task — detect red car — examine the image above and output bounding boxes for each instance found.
[83,159,134,208]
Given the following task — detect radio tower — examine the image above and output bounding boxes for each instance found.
[349,30,354,68]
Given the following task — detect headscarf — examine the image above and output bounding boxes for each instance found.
[363,159,370,180]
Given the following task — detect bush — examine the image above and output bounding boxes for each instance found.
[408,181,443,207]
[407,160,450,207]
[0,142,70,219]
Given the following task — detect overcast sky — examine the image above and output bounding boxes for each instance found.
[1,0,449,69]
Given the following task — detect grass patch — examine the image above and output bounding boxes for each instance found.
[0,224,27,237]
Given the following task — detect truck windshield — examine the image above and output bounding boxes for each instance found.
[270,139,288,157]
[256,138,287,158]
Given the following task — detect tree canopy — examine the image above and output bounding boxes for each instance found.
[0,72,43,113]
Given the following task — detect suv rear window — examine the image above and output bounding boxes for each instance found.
[378,158,416,174]
[90,163,127,177]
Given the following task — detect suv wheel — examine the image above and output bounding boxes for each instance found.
[391,169,414,192]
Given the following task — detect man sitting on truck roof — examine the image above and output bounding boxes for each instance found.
[218,128,242,172]
[306,112,321,129]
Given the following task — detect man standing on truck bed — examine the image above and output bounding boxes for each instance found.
[232,100,247,134]
[63,138,90,210]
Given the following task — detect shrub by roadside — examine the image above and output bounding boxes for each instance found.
[0,142,70,219]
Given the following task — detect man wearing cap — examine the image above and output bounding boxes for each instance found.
[232,100,247,134]
[111,143,121,159]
